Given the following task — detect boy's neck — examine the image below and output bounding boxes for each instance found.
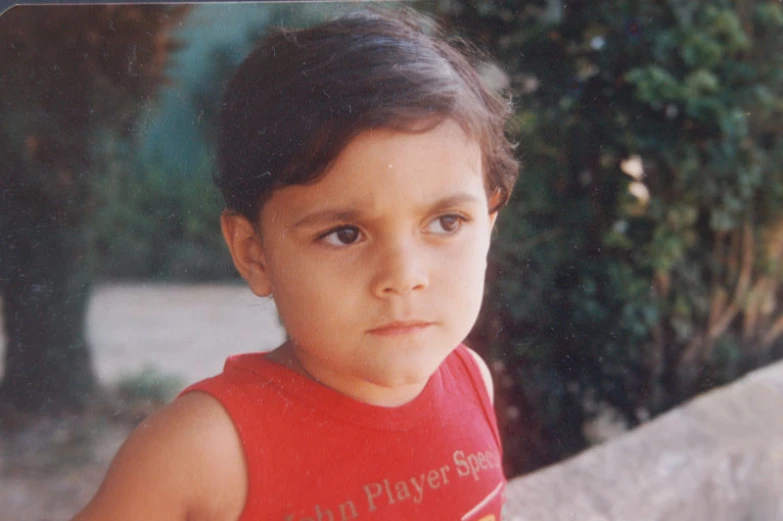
[266,342,429,407]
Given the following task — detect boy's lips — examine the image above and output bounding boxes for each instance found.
[367,321,433,336]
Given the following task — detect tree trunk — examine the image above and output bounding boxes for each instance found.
[1,216,97,413]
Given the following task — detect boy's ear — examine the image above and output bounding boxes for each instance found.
[220,212,273,297]
[488,190,502,229]
[489,210,499,230]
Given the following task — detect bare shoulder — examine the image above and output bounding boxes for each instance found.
[464,347,495,404]
[72,392,246,521]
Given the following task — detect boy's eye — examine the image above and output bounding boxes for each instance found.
[427,214,466,235]
[320,225,362,246]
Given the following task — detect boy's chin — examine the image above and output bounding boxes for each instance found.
[365,349,453,389]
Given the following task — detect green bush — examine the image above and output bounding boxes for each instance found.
[90,142,235,281]
[438,0,783,475]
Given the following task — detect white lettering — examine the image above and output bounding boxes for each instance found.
[467,453,481,480]
[363,482,383,512]
[454,449,501,481]
[395,479,412,501]
[339,500,358,520]
[477,452,488,469]
[440,465,451,484]
[408,474,426,504]
[427,469,441,489]
[382,479,396,505]
[453,450,470,478]
[315,505,333,521]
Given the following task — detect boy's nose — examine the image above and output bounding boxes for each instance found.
[371,240,429,297]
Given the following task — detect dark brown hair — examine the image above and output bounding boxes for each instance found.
[217,8,519,222]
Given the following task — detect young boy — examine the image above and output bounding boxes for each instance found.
[74,8,518,521]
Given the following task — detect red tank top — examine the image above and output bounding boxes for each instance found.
[182,344,505,521]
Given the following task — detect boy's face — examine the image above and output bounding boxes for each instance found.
[223,120,497,405]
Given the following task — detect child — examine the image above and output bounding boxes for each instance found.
[74,8,518,521]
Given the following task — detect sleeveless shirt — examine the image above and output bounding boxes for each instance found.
[182,344,505,521]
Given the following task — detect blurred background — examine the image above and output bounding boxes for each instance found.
[1,1,782,519]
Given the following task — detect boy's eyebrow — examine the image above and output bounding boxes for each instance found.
[291,193,485,229]
[293,209,363,229]
[427,193,485,211]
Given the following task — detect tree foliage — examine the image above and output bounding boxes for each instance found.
[437,0,783,475]
[90,141,232,281]
[0,6,189,411]
[90,4,334,282]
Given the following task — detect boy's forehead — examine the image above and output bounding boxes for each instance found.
[332,122,482,175]
[262,123,487,221]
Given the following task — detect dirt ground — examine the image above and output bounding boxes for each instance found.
[0,284,285,521]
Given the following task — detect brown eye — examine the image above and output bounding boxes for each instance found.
[439,215,461,232]
[336,227,360,244]
[427,214,466,235]
[321,226,362,246]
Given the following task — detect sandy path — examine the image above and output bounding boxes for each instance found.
[0,283,286,521]
[86,283,285,386]
[0,283,286,387]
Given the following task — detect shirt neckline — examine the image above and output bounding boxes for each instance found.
[225,351,448,431]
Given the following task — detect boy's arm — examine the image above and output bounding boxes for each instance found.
[466,347,495,404]
[72,392,246,521]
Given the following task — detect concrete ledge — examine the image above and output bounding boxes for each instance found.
[506,361,783,521]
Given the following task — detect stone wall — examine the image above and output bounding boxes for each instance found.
[505,360,783,521]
